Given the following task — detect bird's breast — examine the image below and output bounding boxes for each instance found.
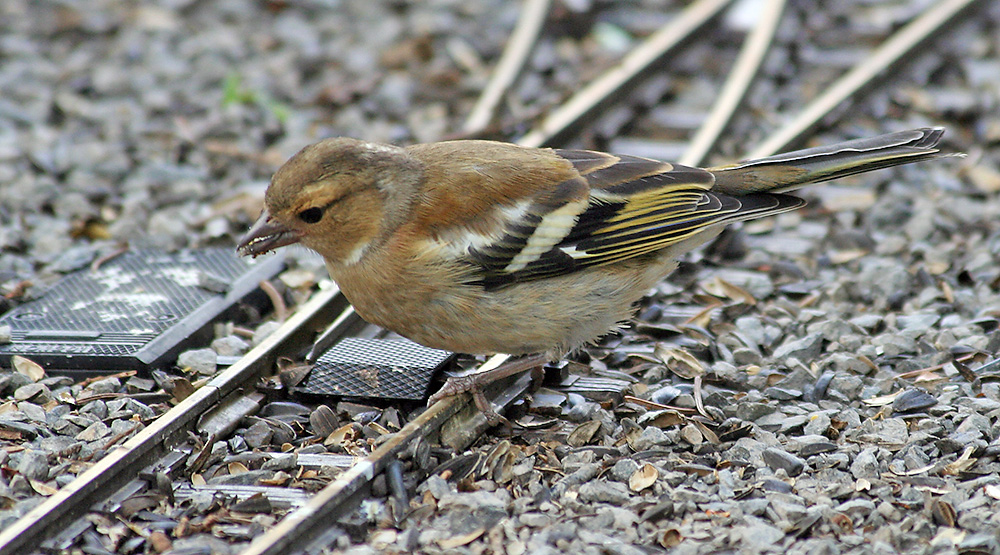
[328,253,672,358]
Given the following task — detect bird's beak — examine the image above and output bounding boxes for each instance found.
[237,210,300,257]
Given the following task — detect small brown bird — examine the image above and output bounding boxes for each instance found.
[238,128,948,422]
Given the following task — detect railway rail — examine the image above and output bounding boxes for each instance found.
[0,0,985,553]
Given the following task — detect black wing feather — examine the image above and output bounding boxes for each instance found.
[466,149,805,289]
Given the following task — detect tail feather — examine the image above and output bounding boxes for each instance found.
[709,127,951,195]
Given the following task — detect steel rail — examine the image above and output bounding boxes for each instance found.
[746,0,983,159]
[242,394,468,555]
[0,286,350,555]
[516,0,733,148]
[679,0,787,167]
[244,356,529,555]
[462,0,552,136]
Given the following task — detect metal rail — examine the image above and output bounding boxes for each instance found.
[517,0,733,148]
[746,0,983,159]
[0,288,350,555]
[245,357,533,555]
[679,0,786,166]
[462,0,552,136]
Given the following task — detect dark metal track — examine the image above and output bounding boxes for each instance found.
[0,289,350,555]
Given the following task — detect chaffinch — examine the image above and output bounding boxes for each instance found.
[238,127,947,422]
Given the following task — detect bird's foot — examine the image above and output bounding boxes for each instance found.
[427,374,507,426]
[427,353,549,426]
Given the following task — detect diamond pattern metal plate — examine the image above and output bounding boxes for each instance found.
[0,248,284,374]
[297,337,453,401]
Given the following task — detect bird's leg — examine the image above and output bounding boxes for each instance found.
[427,353,550,426]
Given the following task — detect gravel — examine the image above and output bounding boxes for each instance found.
[1,0,1000,554]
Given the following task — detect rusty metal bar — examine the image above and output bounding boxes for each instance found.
[680,0,787,166]
[463,0,552,136]
[746,0,983,159]
[517,0,733,148]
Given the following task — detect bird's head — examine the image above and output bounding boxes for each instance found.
[237,137,421,266]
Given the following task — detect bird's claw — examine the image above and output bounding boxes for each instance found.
[427,374,509,427]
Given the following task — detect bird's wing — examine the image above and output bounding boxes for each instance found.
[407,143,803,290]
[461,149,804,288]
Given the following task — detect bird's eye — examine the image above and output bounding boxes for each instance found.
[298,207,323,224]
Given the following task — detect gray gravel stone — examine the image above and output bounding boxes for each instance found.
[261,453,298,471]
[850,447,881,479]
[13,383,51,403]
[243,420,273,449]
[736,402,777,422]
[177,348,218,375]
[764,386,801,400]
[803,413,831,436]
[731,518,785,551]
[108,398,155,420]
[772,333,825,361]
[79,400,108,420]
[630,426,670,451]
[836,498,876,518]
[82,377,120,395]
[76,421,110,442]
[519,512,553,527]
[578,480,631,505]
[17,402,46,424]
[609,459,640,482]
[16,450,49,481]
[849,418,908,449]
[762,447,807,477]
[211,335,250,357]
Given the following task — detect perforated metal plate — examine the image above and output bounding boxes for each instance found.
[297,337,453,401]
[0,248,284,375]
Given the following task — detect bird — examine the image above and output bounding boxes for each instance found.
[238,127,950,424]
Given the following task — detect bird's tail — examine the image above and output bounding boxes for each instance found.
[709,127,951,195]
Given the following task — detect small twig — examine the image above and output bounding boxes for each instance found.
[78,370,137,389]
[693,374,712,420]
[90,244,130,272]
[231,325,256,338]
[892,352,976,380]
[258,280,287,322]
[622,395,698,413]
